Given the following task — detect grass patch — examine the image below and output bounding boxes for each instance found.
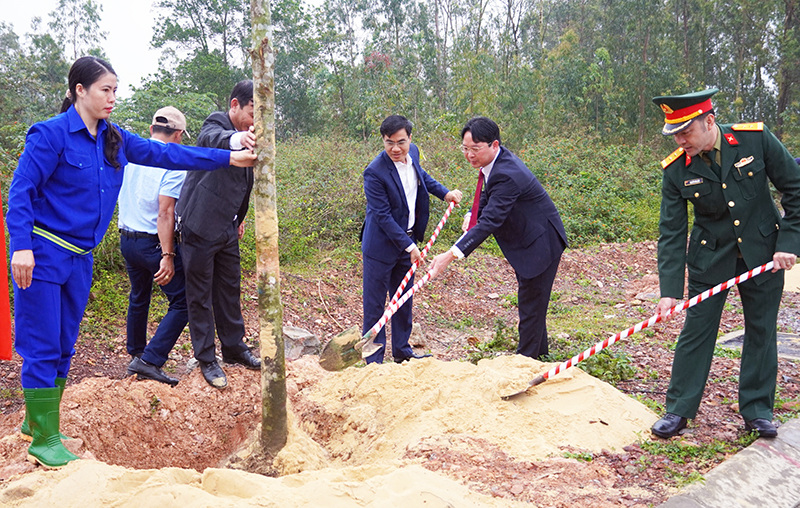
[79,270,130,353]
[465,319,519,364]
[639,438,735,468]
[632,394,664,414]
[563,451,594,462]
[713,344,742,359]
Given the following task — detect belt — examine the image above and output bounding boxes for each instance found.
[119,229,158,240]
[406,229,414,237]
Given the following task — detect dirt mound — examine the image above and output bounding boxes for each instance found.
[0,354,657,507]
[0,365,261,479]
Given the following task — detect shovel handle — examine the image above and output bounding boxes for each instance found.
[503,260,774,399]
[387,201,455,309]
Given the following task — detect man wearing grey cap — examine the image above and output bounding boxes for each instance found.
[119,106,190,386]
[651,88,800,439]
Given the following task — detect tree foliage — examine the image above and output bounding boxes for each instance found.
[6,0,800,153]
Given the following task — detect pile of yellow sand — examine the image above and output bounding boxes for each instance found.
[279,355,657,469]
[0,460,530,508]
[1,355,657,507]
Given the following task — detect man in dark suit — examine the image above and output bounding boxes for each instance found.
[362,115,462,364]
[177,80,260,389]
[428,116,567,359]
[650,88,800,439]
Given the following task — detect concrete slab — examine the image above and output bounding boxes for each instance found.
[785,267,800,293]
[717,331,800,361]
[657,419,800,508]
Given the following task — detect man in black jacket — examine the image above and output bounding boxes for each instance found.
[428,117,567,359]
[177,80,260,389]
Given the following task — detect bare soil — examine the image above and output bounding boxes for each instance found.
[1,240,799,508]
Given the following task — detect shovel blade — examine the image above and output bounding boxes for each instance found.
[319,325,363,371]
[500,387,532,401]
[500,374,546,400]
[360,336,382,358]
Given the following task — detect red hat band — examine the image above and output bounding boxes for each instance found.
[661,98,713,125]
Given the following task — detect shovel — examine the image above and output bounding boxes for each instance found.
[318,202,456,371]
[501,260,775,400]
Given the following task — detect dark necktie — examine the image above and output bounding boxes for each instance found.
[467,169,484,231]
[709,149,722,175]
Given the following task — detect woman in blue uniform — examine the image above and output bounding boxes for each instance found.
[6,56,255,468]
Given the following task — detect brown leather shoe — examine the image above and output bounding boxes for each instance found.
[651,413,687,438]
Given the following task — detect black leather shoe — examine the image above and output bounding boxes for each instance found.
[199,360,228,389]
[394,352,433,364]
[745,418,778,438]
[651,413,687,439]
[222,349,261,370]
[127,357,179,387]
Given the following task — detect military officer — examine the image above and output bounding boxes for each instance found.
[651,88,800,439]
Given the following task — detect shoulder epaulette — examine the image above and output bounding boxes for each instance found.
[731,122,764,131]
[661,147,685,169]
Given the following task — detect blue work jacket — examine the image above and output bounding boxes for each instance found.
[7,106,229,255]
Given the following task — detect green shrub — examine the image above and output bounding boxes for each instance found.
[520,136,662,246]
[576,349,637,384]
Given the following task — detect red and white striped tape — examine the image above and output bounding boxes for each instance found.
[386,200,455,310]
[360,202,456,357]
[530,260,775,387]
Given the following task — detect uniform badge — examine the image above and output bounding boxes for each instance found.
[734,156,754,168]
[724,133,739,146]
[660,104,674,114]
[684,178,703,186]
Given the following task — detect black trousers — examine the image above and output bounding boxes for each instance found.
[516,252,562,359]
[181,223,249,364]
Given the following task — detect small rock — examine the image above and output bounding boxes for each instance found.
[487,293,500,299]
[284,326,321,360]
[409,323,426,347]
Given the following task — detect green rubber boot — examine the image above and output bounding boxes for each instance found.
[23,387,79,468]
[20,378,71,442]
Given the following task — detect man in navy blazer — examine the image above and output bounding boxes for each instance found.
[429,117,567,359]
[362,115,462,364]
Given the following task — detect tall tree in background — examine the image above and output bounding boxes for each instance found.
[48,0,107,61]
[775,0,800,138]
[273,0,321,138]
[251,0,287,454]
[151,0,252,108]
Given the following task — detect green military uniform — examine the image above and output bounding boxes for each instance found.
[656,90,800,423]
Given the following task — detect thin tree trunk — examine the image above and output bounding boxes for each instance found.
[251,0,287,455]
[776,0,800,138]
[638,31,649,145]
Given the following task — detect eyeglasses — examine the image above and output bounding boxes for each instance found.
[384,139,409,148]
[460,144,489,154]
